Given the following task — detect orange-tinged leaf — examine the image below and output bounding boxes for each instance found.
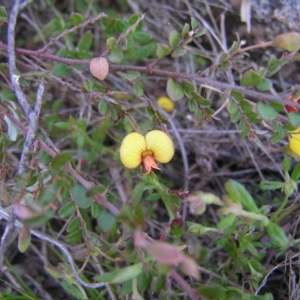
[18,226,31,253]
[146,241,184,265]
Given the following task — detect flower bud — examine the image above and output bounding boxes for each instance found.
[90,57,109,80]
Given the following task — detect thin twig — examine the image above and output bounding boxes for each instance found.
[0,42,299,109]
[0,0,23,274]
[160,109,190,219]
[39,13,107,53]
[0,208,107,289]
[18,78,44,174]
[7,0,31,117]
[20,0,34,11]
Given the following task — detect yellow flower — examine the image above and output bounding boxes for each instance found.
[289,127,300,157]
[120,130,174,174]
[157,96,175,113]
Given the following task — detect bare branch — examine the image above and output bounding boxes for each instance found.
[18,78,44,174]
[0,208,107,289]
[7,0,31,117]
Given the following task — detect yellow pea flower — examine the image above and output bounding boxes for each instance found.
[157,96,175,113]
[289,127,300,157]
[120,130,174,174]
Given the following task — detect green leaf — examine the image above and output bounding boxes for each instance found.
[115,19,128,33]
[67,217,79,233]
[107,48,123,63]
[51,152,72,169]
[230,110,241,123]
[110,91,130,101]
[181,23,190,37]
[229,41,239,53]
[18,226,31,253]
[231,90,244,102]
[52,63,71,77]
[166,78,184,101]
[259,180,284,191]
[188,99,197,112]
[267,55,277,68]
[182,80,194,92]
[133,31,152,44]
[291,162,300,181]
[0,6,8,22]
[65,230,83,244]
[86,185,106,197]
[219,60,230,71]
[171,47,186,58]
[282,156,291,172]
[146,193,161,201]
[132,181,146,206]
[240,70,263,87]
[91,204,102,218]
[256,78,273,91]
[83,80,94,92]
[288,112,300,127]
[191,17,198,30]
[1,88,17,101]
[257,102,278,121]
[58,202,75,218]
[113,263,143,283]
[198,285,226,299]
[60,280,87,300]
[217,214,236,230]
[266,221,289,252]
[69,13,84,26]
[98,100,110,115]
[169,30,181,47]
[54,121,70,130]
[78,31,93,52]
[273,32,300,52]
[227,100,238,114]
[71,184,93,209]
[156,43,170,59]
[97,210,117,232]
[133,82,144,97]
[226,180,259,213]
[106,37,116,51]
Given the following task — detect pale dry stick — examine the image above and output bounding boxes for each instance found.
[159,109,189,219]
[20,0,34,11]
[2,267,22,289]
[91,256,117,300]
[18,77,44,174]
[241,137,265,180]
[254,135,285,179]
[109,162,128,203]
[204,0,222,38]
[0,0,27,274]
[39,13,107,53]
[255,252,300,295]
[0,208,107,289]
[20,12,46,45]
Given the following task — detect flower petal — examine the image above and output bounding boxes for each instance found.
[145,130,174,163]
[289,138,300,157]
[157,96,175,113]
[120,132,146,168]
